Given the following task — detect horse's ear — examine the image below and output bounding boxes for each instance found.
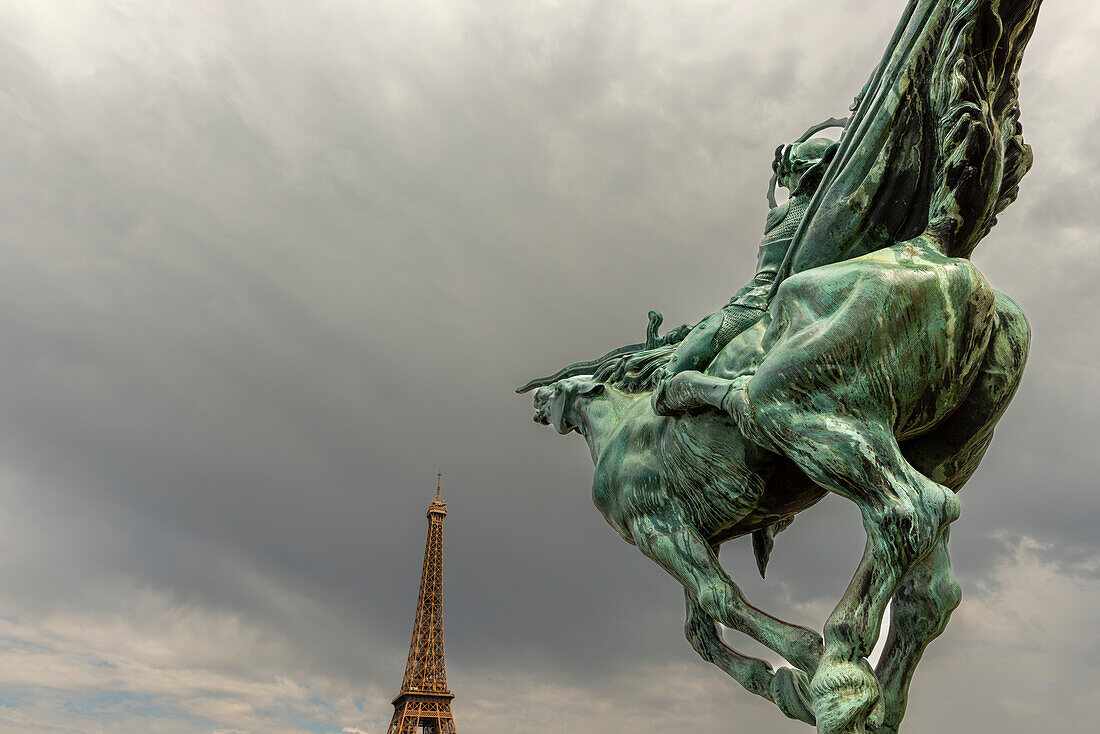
[579,383,605,398]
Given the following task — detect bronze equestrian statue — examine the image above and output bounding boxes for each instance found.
[518,1,1043,733]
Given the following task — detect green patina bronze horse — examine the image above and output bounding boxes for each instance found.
[519,2,1043,732]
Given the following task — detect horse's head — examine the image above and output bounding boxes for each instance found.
[532,377,606,435]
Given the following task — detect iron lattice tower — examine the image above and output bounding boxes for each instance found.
[387,475,457,734]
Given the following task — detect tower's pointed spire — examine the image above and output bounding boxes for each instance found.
[428,474,447,517]
[387,477,457,734]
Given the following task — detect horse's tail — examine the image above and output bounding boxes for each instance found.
[901,290,1031,489]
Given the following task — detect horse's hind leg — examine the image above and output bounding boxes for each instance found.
[629,510,824,675]
[872,530,961,734]
[727,396,959,734]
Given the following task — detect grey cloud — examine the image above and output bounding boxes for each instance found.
[0,1,1096,732]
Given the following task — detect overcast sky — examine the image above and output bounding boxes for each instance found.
[0,1,1096,732]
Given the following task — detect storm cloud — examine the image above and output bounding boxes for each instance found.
[0,1,1096,732]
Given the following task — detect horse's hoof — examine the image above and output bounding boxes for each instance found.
[651,378,676,416]
[771,667,816,725]
[810,658,881,734]
[652,371,704,415]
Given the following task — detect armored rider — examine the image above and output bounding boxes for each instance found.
[653,136,838,414]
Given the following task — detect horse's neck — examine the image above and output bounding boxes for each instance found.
[576,390,641,463]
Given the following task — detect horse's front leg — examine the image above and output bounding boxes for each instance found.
[652,369,741,415]
[684,583,817,724]
[871,529,961,734]
[682,590,774,701]
[628,509,824,675]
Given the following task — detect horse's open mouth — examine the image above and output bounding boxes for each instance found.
[532,387,552,425]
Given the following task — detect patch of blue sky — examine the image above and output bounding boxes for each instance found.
[0,687,30,709]
[58,690,217,727]
[277,702,339,733]
[0,634,55,654]
[309,695,335,710]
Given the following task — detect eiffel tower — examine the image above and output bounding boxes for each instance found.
[387,475,458,734]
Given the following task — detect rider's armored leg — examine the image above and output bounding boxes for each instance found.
[662,304,765,381]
